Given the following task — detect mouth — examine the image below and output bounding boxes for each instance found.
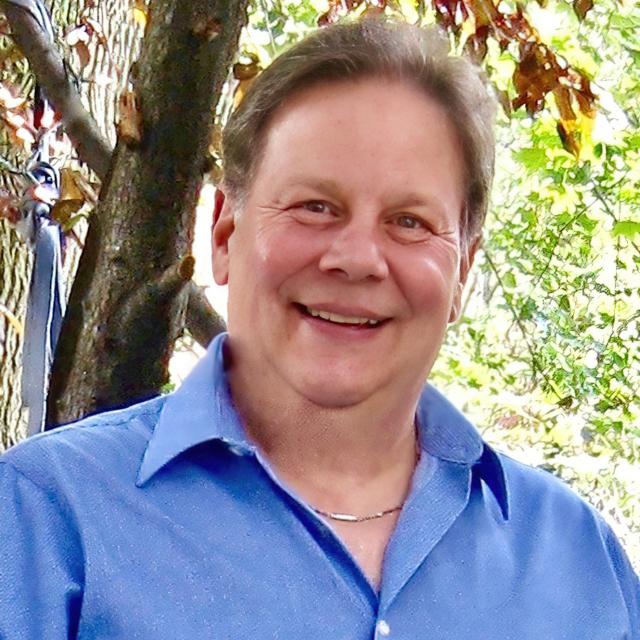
[295,303,389,329]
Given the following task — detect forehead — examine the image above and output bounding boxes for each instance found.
[249,77,465,212]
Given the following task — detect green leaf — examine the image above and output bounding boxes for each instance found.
[514,147,548,171]
[502,272,516,289]
[611,220,640,239]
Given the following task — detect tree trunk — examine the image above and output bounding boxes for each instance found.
[47,0,247,425]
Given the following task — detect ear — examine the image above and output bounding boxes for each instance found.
[449,234,482,323]
[211,186,236,286]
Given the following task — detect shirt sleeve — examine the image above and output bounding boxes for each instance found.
[0,460,84,639]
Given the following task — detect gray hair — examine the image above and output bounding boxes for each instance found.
[222,17,496,241]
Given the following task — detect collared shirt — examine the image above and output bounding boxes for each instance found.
[1,334,638,639]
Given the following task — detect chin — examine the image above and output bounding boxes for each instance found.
[290,372,381,409]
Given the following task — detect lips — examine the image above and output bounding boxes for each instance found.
[296,303,389,328]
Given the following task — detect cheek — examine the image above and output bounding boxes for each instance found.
[395,245,460,312]
[235,222,322,293]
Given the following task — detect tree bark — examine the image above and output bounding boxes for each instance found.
[47,0,247,425]
[0,220,30,450]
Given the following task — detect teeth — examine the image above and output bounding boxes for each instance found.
[307,307,381,326]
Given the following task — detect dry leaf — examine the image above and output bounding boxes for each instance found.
[59,168,86,201]
[117,90,143,145]
[573,0,594,20]
[233,54,261,81]
[233,78,255,110]
[51,198,85,227]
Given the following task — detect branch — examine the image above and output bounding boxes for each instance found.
[483,248,563,401]
[2,0,112,179]
[185,281,226,347]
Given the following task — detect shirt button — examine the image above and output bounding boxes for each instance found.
[377,620,391,636]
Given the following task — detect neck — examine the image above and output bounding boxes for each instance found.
[227,355,423,516]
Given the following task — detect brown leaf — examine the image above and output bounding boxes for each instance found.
[557,121,580,158]
[554,86,576,122]
[72,41,91,72]
[318,0,343,26]
[512,42,562,115]
[465,0,498,28]
[232,78,255,110]
[51,198,85,227]
[573,0,593,20]
[117,90,143,146]
[59,168,86,202]
[233,54,261,81]
[463,25,490,63]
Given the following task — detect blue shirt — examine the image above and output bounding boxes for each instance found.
[1,334,638,639]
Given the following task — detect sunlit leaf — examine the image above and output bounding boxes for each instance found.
[131,0,148,29]
[611,220,640,239]
[503,271,516,288]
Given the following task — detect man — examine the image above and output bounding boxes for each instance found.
[1,18,638,639]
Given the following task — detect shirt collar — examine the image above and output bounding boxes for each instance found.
[137,333,509,519]
[416,385,509,520]
[137,334,251,486]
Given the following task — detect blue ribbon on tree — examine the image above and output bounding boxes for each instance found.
[17,162,66,435]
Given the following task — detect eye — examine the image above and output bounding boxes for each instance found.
[387,213,432,243]
[302,201,332,214]
[290,200,338,225]
[395,215,425,230]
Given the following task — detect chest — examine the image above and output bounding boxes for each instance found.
[328,515,400,589]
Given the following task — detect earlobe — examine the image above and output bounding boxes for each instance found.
[211,187,236,286]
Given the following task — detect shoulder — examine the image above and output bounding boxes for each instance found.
[497,451,607,529]
[1,396,167,494]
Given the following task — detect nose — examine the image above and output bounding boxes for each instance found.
[318,219,389,282]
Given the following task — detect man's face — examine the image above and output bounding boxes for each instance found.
[213,77,476,408]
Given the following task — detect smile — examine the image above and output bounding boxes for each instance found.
[299,304,386,327]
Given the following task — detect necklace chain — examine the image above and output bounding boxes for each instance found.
[311,504,403,523]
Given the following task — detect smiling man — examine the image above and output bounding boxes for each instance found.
[1,17,638,640]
